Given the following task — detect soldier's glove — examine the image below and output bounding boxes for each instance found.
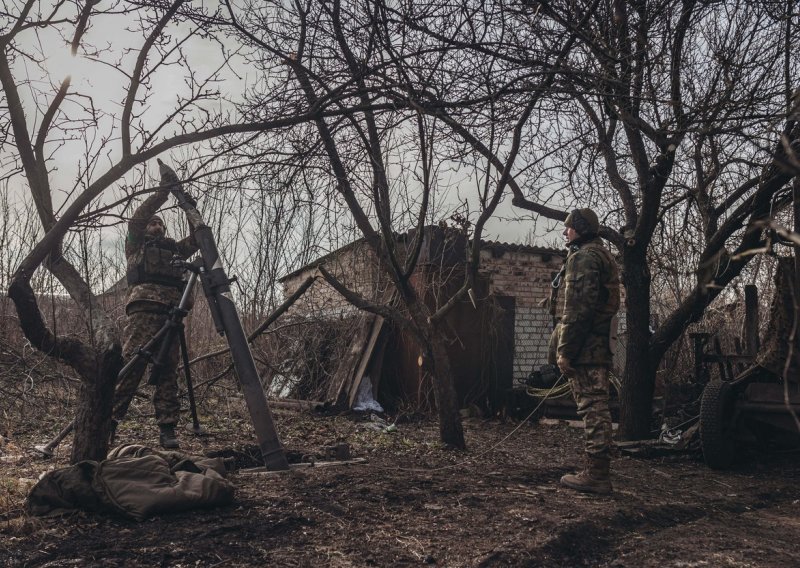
[556,355,575,377]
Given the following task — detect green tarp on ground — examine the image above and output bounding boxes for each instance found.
[27,445,234,521]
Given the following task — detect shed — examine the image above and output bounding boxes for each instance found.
[276,226,596,413]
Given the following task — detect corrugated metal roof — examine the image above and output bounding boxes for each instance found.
[479,240,564,257]
[278,231,564,283]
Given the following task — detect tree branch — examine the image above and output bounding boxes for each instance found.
[122,0,186,157]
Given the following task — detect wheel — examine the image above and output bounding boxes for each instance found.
[700,380,737,469]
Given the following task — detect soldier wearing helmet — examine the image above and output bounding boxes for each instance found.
[550,207,620,494]
[112,185,197,449]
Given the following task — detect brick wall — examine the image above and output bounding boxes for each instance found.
[281,237,626,381]
[281,241,391,320]
[480,246,627,379]
[479,248,564,380]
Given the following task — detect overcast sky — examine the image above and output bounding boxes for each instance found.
[2,1,564,290]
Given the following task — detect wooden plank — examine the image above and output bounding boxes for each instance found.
[367,330,389,399]
[238,458,368,476]
[325,314,376,406]
[347,316,385,408]
[713,336,733,381]
[267,398,326,412]
[744,284,759,355]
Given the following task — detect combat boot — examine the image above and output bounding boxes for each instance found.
[560,456,612,494]
[159,424,180,450]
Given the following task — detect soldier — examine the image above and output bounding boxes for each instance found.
[550,208,620,494]
[112,185,197,449]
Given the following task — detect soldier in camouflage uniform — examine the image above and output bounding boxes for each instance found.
[549,208,620,494]
[112,187,197,449]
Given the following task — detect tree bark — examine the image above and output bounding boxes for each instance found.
[71,348,121,463]
[428,327,466,449]
[8,273,121,463]
[619,255,655,440]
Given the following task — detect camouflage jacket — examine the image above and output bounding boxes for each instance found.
[549,237,620,366]
[125,190,197,314]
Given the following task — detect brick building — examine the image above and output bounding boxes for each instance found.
[278,226,623,412]
[478,241,565,381]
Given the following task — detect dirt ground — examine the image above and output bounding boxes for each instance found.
[2,405,800,568]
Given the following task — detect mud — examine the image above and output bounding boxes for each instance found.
[1,410,799,567]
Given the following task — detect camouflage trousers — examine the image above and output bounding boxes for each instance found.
[113,311,180,426]
[567,365,613,460]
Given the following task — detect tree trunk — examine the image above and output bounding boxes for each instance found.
[8,276,121,463]
[71,348,121,463]
[428,330,466,449]
[619,256,656,440]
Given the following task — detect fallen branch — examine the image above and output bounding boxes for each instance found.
[185,274,318,368]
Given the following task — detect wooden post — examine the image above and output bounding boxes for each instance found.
[744,284,759,356]
[691,332,710,384]
[794,177,800,371]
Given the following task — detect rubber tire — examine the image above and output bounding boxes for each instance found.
[700,380,737,469]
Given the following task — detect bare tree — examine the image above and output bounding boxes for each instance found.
[212,0,579,448]
[9,0,793,459]
[0,0,394,461]
[502,0,800,438]
[400,0,799,439]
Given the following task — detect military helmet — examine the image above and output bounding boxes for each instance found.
[564,208,599,236]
